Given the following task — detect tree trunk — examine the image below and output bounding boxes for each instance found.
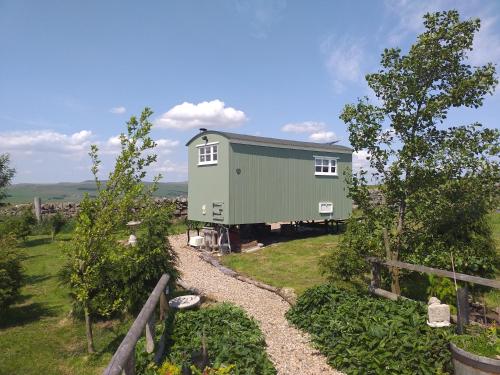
[383,227,401,295]
[391,201,407,295]
[84,305,95,354]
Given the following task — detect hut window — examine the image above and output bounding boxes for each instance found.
[197,142,219,165]
[314,156,338,176]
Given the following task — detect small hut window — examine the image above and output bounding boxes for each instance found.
[197,142,219,165]
[314,156,338,176]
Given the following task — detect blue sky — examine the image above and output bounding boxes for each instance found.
[1,0,499,183]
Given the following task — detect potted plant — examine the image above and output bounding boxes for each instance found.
[450,325,500,374]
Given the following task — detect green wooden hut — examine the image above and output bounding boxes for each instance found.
[186,130,353,225]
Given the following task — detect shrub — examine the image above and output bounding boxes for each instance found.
[286,284,453,374]
[166,303,275,374]
[0,209,36,240]
[0,235,23,311]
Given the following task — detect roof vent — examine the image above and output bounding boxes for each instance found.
[199,128,207,133]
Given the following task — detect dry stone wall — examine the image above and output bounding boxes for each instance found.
[0,197,188,220]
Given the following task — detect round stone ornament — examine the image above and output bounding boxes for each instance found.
[168,295,201,310]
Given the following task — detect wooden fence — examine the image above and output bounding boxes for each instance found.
[366,257,500,332]
[103,273,170,375]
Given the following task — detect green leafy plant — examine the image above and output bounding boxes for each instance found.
[0,234,23,311]
[451,325,499,359]
[0,208,36,241]
[0,153,15,205]
[166,303,275,375]
[426,275,457,312]
[64,108,178,353]
[286,284,453,374]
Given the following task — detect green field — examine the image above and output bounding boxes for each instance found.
[4,181,187,204]
[0,234,132,375]
[222,234,341,295]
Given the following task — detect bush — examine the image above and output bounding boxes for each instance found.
[286,284,453,374]
[0,209,36,241]
[321,217,383,282]
[0,235,23,311]
[165,303,275,374]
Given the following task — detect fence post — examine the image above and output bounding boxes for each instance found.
[370,261,381,291]
[456,286,469,334]
[145,315,155,353]
[123,350,135,375]
[159,286,169,321]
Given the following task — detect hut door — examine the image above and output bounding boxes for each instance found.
[212,201,224,222]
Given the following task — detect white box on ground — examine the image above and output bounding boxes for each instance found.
[189,235,204,247]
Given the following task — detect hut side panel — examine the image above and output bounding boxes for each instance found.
[229,143,352,224]
[187,133,230,224]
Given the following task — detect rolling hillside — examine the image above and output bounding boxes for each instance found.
[4,181,187,203]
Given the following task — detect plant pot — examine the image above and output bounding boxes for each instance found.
[451,342,500,374]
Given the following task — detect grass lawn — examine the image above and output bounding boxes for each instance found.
[0,234,131,375]
[222,212,500,303]
[221,234,341,295]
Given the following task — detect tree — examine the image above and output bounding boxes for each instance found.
[65,108,178,353]
[0,154,15,205]
[0,234,23,312]
[328,11,499,291]
[0,155,23,312]
[48,213,66,241]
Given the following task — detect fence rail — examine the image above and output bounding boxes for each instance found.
[103,273,170,375]
[366,257,499,333]
[366,257,500,289]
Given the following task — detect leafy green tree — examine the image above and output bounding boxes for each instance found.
[65,108,178,353]
[327,11,499,291]
[0,207,36,241]
[0,234,23,312]
[0,154,15,205]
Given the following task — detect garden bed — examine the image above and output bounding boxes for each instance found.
[136,303,276,375]
[286,284,454,374]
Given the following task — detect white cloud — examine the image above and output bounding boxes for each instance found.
[156,100,247,130]
[0,130,93,157]
[321,35,365,93]
[234,0,287,39]
[281,121,326,133]
[469,15,500,66]
[352,150,371,172]
[153,160,188,175]
[384,0,500,68]
[309,131,338,143]
[102,135,180,155]
[110,106,126,114]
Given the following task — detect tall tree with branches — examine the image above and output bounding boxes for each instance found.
[327,11,499,292]
[65,108,178,353]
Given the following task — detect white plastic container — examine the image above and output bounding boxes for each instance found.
[189,235,204,247]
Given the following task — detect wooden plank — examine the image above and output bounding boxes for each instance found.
[145,315,155,354]
[366,257,500,289]
[103,274,170,375]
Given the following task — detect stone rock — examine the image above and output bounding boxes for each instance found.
[428,296,441,305]
[280,287,297,305]
[427,297,450,327]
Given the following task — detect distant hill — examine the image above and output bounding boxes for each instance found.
[4,181,188,204]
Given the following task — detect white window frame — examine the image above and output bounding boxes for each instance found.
[196,142,219,166]
[314,156,338,176]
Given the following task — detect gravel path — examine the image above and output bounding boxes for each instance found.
[170,234,342,375]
